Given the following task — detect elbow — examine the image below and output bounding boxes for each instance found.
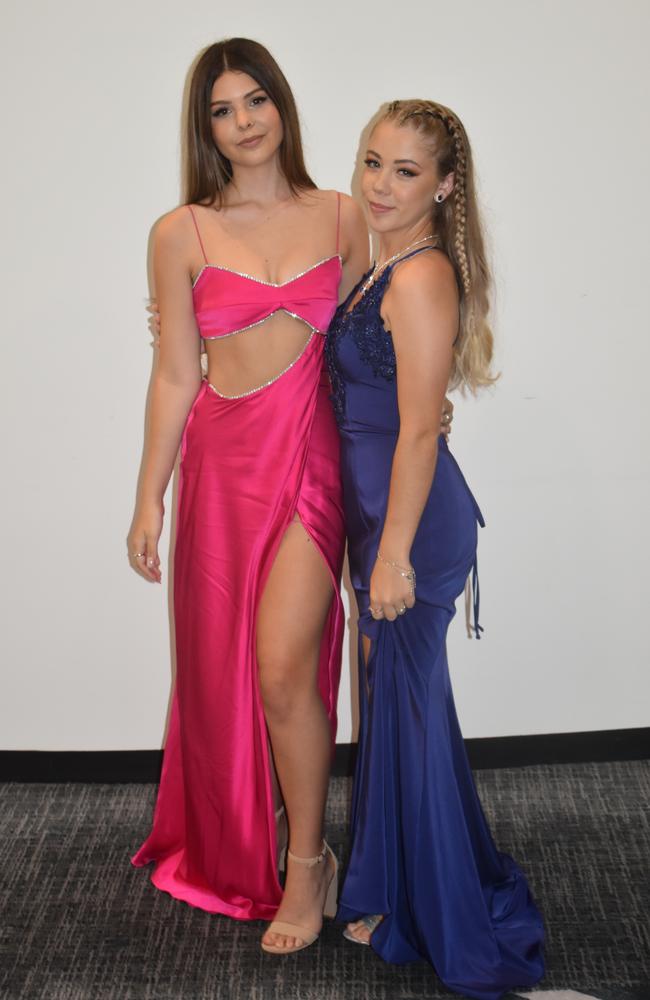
[396,424,440,467]
[398,424,441,449]
[150,370,203,408]
[155,364,203,393]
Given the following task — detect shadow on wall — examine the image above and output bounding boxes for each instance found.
[350,104,388,263]
[139,42,199,744]
[131,220,180,750]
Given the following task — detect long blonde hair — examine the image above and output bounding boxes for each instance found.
[381,100,496,393]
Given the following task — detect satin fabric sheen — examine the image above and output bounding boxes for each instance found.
[132,258,346,920]
[192,255,342,338]
[325,249,545,1000]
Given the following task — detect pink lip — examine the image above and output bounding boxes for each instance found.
[238,135,264,147]
[368,201,393,213]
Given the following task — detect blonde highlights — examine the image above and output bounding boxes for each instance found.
[382,100,496,393]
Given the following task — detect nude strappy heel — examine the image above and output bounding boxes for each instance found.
[261,840,338,954]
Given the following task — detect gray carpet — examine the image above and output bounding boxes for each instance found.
[1,761,648,1000]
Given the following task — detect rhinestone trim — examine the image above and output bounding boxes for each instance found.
[192,253,342,290]
[207,333,315,400]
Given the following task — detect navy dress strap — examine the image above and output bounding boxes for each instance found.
[383,242,440,275]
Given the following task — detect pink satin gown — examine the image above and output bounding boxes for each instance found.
[132,198,346,920]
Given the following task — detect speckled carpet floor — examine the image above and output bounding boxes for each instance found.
[1,761,648,1000]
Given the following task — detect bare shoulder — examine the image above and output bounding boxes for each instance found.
[383,250,459,342]
[308,189,361,220]
[152,205,196,253]
[335,191,365,227]
[388,249,457,305]
[333,193,368,258]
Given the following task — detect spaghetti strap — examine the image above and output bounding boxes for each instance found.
[335,192,341,254]
[187,205,208,264]
[389,243,439,268]
[383,243,440,281]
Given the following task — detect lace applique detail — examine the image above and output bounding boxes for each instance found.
[325,271,395,422]
[324,331,345,420]
[324,336,346,421]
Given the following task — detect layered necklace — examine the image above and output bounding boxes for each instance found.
[359,234,436,297]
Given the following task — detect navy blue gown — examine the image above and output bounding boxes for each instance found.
[325,248,545,1000]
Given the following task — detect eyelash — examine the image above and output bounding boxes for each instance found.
[212,95,268,118]
[363,158,418,179]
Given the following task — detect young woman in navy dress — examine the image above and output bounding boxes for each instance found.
[325,100,545,999]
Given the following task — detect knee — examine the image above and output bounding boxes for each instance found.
[257,649,308,722]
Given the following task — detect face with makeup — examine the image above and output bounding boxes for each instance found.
[209,70,284,167]
[361,119,454,240]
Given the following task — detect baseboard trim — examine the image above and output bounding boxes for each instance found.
[1,728,647,783]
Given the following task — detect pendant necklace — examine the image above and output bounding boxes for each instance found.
[359,234,436,297]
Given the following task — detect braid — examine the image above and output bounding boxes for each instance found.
[447,118,471,297]
[380,99,496,393]
[394,102,472,295]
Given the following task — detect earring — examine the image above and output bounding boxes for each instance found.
[435,193,444,203]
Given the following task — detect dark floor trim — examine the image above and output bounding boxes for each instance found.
[463,727,649,770]
[1,728,647,783]
[0,750,164,784]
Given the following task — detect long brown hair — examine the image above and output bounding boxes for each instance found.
[381,100,496,393]
[184,38,315,207]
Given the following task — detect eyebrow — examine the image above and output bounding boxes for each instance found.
[366,148,421,168]
[210,87,265,107]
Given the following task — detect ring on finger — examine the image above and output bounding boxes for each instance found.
[398,605,407,615]
[132,552,145,559]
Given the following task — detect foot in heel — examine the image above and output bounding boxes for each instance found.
[261,841,338,954]
[343,914,384,945]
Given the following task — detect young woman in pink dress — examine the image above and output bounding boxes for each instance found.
[127,37,370,953]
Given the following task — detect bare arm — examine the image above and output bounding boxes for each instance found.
[337,193,371,302]
[128,209,203,581]
[369,251,459,619]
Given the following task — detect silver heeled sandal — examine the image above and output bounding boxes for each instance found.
[343,913,384,945]
[261,840,338,954]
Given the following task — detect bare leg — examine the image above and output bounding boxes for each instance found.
[257,520,335,950]
[346,634,384,945]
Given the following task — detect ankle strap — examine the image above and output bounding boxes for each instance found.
[287,841,329,868]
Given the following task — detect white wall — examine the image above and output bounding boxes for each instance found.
[1,0,648,750]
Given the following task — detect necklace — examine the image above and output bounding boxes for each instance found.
[359,235,436,296]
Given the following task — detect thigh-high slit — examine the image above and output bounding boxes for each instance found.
[132,339,345,920]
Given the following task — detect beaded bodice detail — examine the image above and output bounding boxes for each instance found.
[325,267,397,422]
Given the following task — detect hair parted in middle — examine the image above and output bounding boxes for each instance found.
[184,37,315,208]
[381,99,496,394]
